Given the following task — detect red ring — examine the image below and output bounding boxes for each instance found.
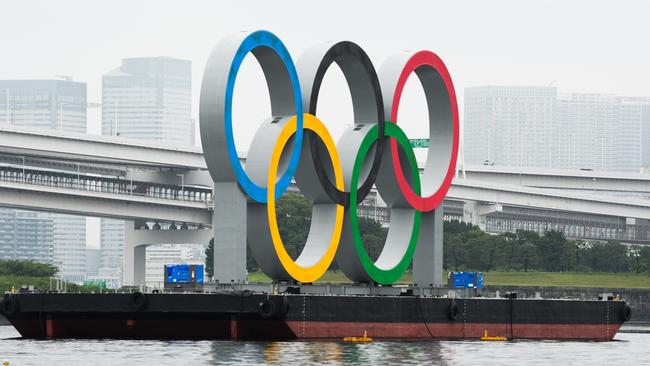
[389,51,459,212]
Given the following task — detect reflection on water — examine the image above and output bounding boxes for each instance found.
[211,341,447,365]
[0,326,648,366]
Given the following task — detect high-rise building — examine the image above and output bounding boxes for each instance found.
[0,80,87,282]
[556,94,650,171]
[637,101,650,168]
[464,86,557,168]
[555,93,617,170]
[464,86,650,172]
[101,57,193,143]
[0,80,86,130]
[618,97,650,171]
[85,248,101,278]
[0,210,54,264]
[99,57,193,286]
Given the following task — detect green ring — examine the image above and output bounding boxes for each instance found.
[349,122,421,284]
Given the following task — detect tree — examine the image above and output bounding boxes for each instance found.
[583,241,628,273]
[357,217,388,261]
[629,246,643,274]
[520,241,536,272]
[503,232,518,272]
[0,260,58,277]
[485,235,505,272]
[639,246,650,275]
[535,230,568,272]
[205,238,214,278]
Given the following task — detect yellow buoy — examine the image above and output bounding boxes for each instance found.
[480,330,508,341]
[343,330,373,343]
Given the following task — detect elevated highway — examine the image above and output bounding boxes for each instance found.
[461,164,650,194]
[0,125,649,244]
[450,179,650,220]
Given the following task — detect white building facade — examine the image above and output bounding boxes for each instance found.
[464,86,557,169]
[464,86,650,172]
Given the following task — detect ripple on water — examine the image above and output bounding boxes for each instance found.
[1,326,648,366]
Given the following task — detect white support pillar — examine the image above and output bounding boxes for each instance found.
[212,181,247,284]
[132,245,147,286]
[413,208,444,287]
[463,200,481,228]
[462,200,502,231]
[123,221,140,286]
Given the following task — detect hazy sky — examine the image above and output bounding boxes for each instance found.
[2,0,649,137]
[2,0,649,247]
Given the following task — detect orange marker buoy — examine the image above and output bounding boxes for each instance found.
[343,330,373,343]
[480,330,507,341]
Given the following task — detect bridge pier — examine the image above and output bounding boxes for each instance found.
[462,200,503,231]
[123,221,214,286]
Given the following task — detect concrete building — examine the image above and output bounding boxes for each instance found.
[0,80,86,130]
[619,97,650,170]
[464,86,557,168]
[555,93,617,170]
[101,57,193,143]
[0,210,54,264]
[0,80,87,282]
[464,86,650,172]
[99,57,193,286]
[556,94,650,171]
[85,248,101,279]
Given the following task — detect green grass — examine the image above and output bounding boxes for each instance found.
[483,271,650,288]
[246,270,650,289]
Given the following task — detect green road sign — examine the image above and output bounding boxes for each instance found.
[409,138,430,148]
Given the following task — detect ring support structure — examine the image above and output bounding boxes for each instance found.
[200,30,459,285]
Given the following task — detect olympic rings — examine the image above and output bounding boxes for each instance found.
[266,114,345,283]
[200,30,303,203]
[297,41,385,206]
[380,51,460,212]
[349,122,421,284]
[200,30,459,284]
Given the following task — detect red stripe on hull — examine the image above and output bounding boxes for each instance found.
[8,318,621,341]
[283,321,620,341]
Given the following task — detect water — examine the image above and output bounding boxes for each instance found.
[0,326,649,365]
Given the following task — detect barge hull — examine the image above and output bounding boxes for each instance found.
[1,293,629,341]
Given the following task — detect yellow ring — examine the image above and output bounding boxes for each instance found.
[267,113,344,283]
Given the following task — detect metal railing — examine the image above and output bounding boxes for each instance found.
[0,165,213,205]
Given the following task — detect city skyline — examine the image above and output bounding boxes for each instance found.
[0,79,88,283]
[0,0,648,284]
[1,1,648,151]
[464,86,650,172]
[99,56,197,287]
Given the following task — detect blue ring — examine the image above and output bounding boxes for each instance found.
[224,30,303,202]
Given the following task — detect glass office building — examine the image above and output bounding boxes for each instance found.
[99,57,194,286]
[0,80,87,282]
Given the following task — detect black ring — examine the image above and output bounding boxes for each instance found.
[303,41,385,206]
